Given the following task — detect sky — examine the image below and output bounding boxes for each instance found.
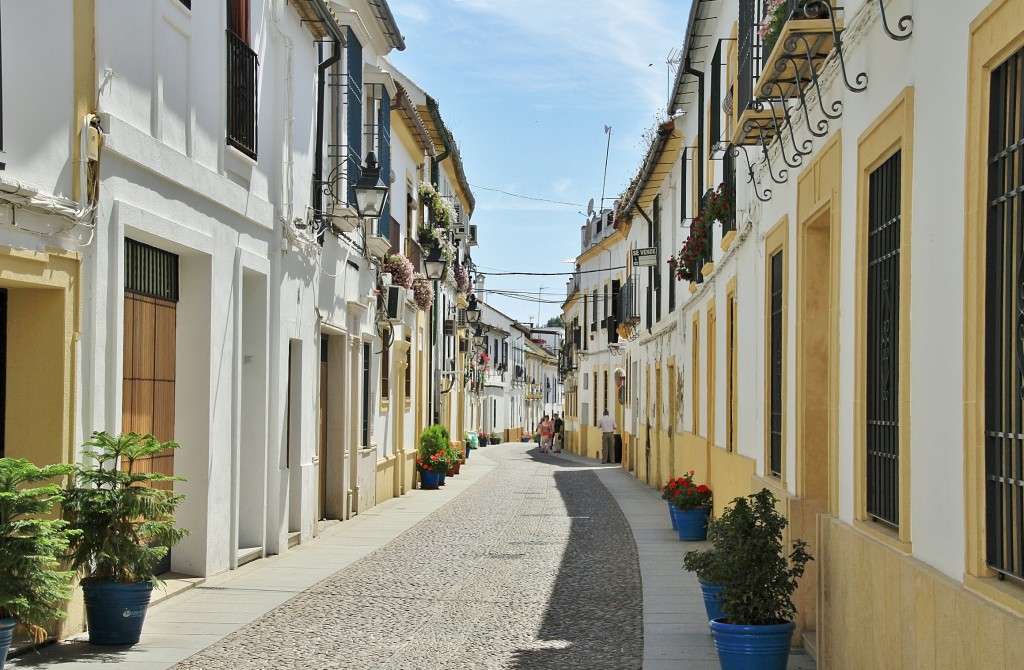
[388,0,691,327]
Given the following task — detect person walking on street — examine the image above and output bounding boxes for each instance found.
[598,409,617,463]
[537,415,553,453]
[552,412,564,453]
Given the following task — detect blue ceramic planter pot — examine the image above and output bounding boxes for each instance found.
[699,580,726,623]
[82,581,153,645]
[667,500,677,530]
[438,471,447,486]
[1,617,14,670]
[709,618,795,670]
[420,468,442,489]
[672,505,711,541]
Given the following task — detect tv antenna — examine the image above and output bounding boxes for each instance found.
[600,126,612,210]
[667,47,683,103]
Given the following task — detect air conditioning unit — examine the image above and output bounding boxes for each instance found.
[385,285,406,323]
[456,307,467,327]
[453,224,469,240]
[468,224,478,246]
[453,202,465,225]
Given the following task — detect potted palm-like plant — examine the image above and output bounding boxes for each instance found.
[62,432,189,645]
[683,488,812,669]
[0,459,76,667]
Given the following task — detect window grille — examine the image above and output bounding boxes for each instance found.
[737,0,766,114]
[226,30,258,158]
[866,151,901,528]
[362,342,371,447]
[125,239,179,301]
[769,250,783,476]
[985,46,1024,582]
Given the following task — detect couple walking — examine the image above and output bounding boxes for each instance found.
[537,413,563,453]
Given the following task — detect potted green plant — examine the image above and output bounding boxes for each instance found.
[416,425,451,489]
[760,0,814,58]
[445,440,464,476]
[683,488,812,669]
[668,471,713,541]
[62,432,189,645]
[0,459,76,666]
[477,431,489,446]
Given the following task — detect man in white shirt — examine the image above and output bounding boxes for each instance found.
[597,409,617,464]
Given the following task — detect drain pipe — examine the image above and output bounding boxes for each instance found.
[425,97,453,426]
[312,1,345,222]
[427,97,452,188]
[685,55,705,195]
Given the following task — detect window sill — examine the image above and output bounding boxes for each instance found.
[852,518,911,555]
[964,573,1024,618]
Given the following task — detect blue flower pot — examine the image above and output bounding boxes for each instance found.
[667,500,678,530]
[420,468,442,490]
[82,581,153,645]
[699,580,727,623]
[438,472,446,486]
[709,618,795,670]
[672,505,711,541]
[1,617,15,670]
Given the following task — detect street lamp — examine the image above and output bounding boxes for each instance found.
[424,243,446,280]
[352,152,389,219]
[472,325,485,346]
[466,294,481,324]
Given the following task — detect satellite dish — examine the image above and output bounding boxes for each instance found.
[586,198,595,216]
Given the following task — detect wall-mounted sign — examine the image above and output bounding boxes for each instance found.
[632,247,658,267]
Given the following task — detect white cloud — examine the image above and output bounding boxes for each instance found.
[391,2,430,23]
[446,0,682,110]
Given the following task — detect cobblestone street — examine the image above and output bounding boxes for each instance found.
[175,446,643,669]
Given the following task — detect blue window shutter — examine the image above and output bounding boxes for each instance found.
[346,28,363,206]
[378,87,391,240]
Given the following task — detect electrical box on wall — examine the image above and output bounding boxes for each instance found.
[385,286,406,323]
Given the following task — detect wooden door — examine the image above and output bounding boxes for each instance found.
[123,292,176,489]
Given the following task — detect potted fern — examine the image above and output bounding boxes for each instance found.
[683,488,812,669]
[0,459,76,667]
[62,432,189,645]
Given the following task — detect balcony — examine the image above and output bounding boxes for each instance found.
[616,277,640,325]
[734,2,848,145]
[226,30,258,158]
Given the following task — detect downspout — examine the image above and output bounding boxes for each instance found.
[685,56,705,196]
[425,97,452,425]
[312,1,345,220]
[427,97,452,187]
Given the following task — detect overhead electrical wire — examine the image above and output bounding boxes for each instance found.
[473,265,627,276]
[468,184,585,208]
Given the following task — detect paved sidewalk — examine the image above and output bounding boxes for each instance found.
[9,443,816,669]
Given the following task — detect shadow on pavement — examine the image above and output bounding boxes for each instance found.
[509,461,643,669]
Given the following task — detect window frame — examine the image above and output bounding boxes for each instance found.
[853,88,913,552]
[763,218,787,482]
